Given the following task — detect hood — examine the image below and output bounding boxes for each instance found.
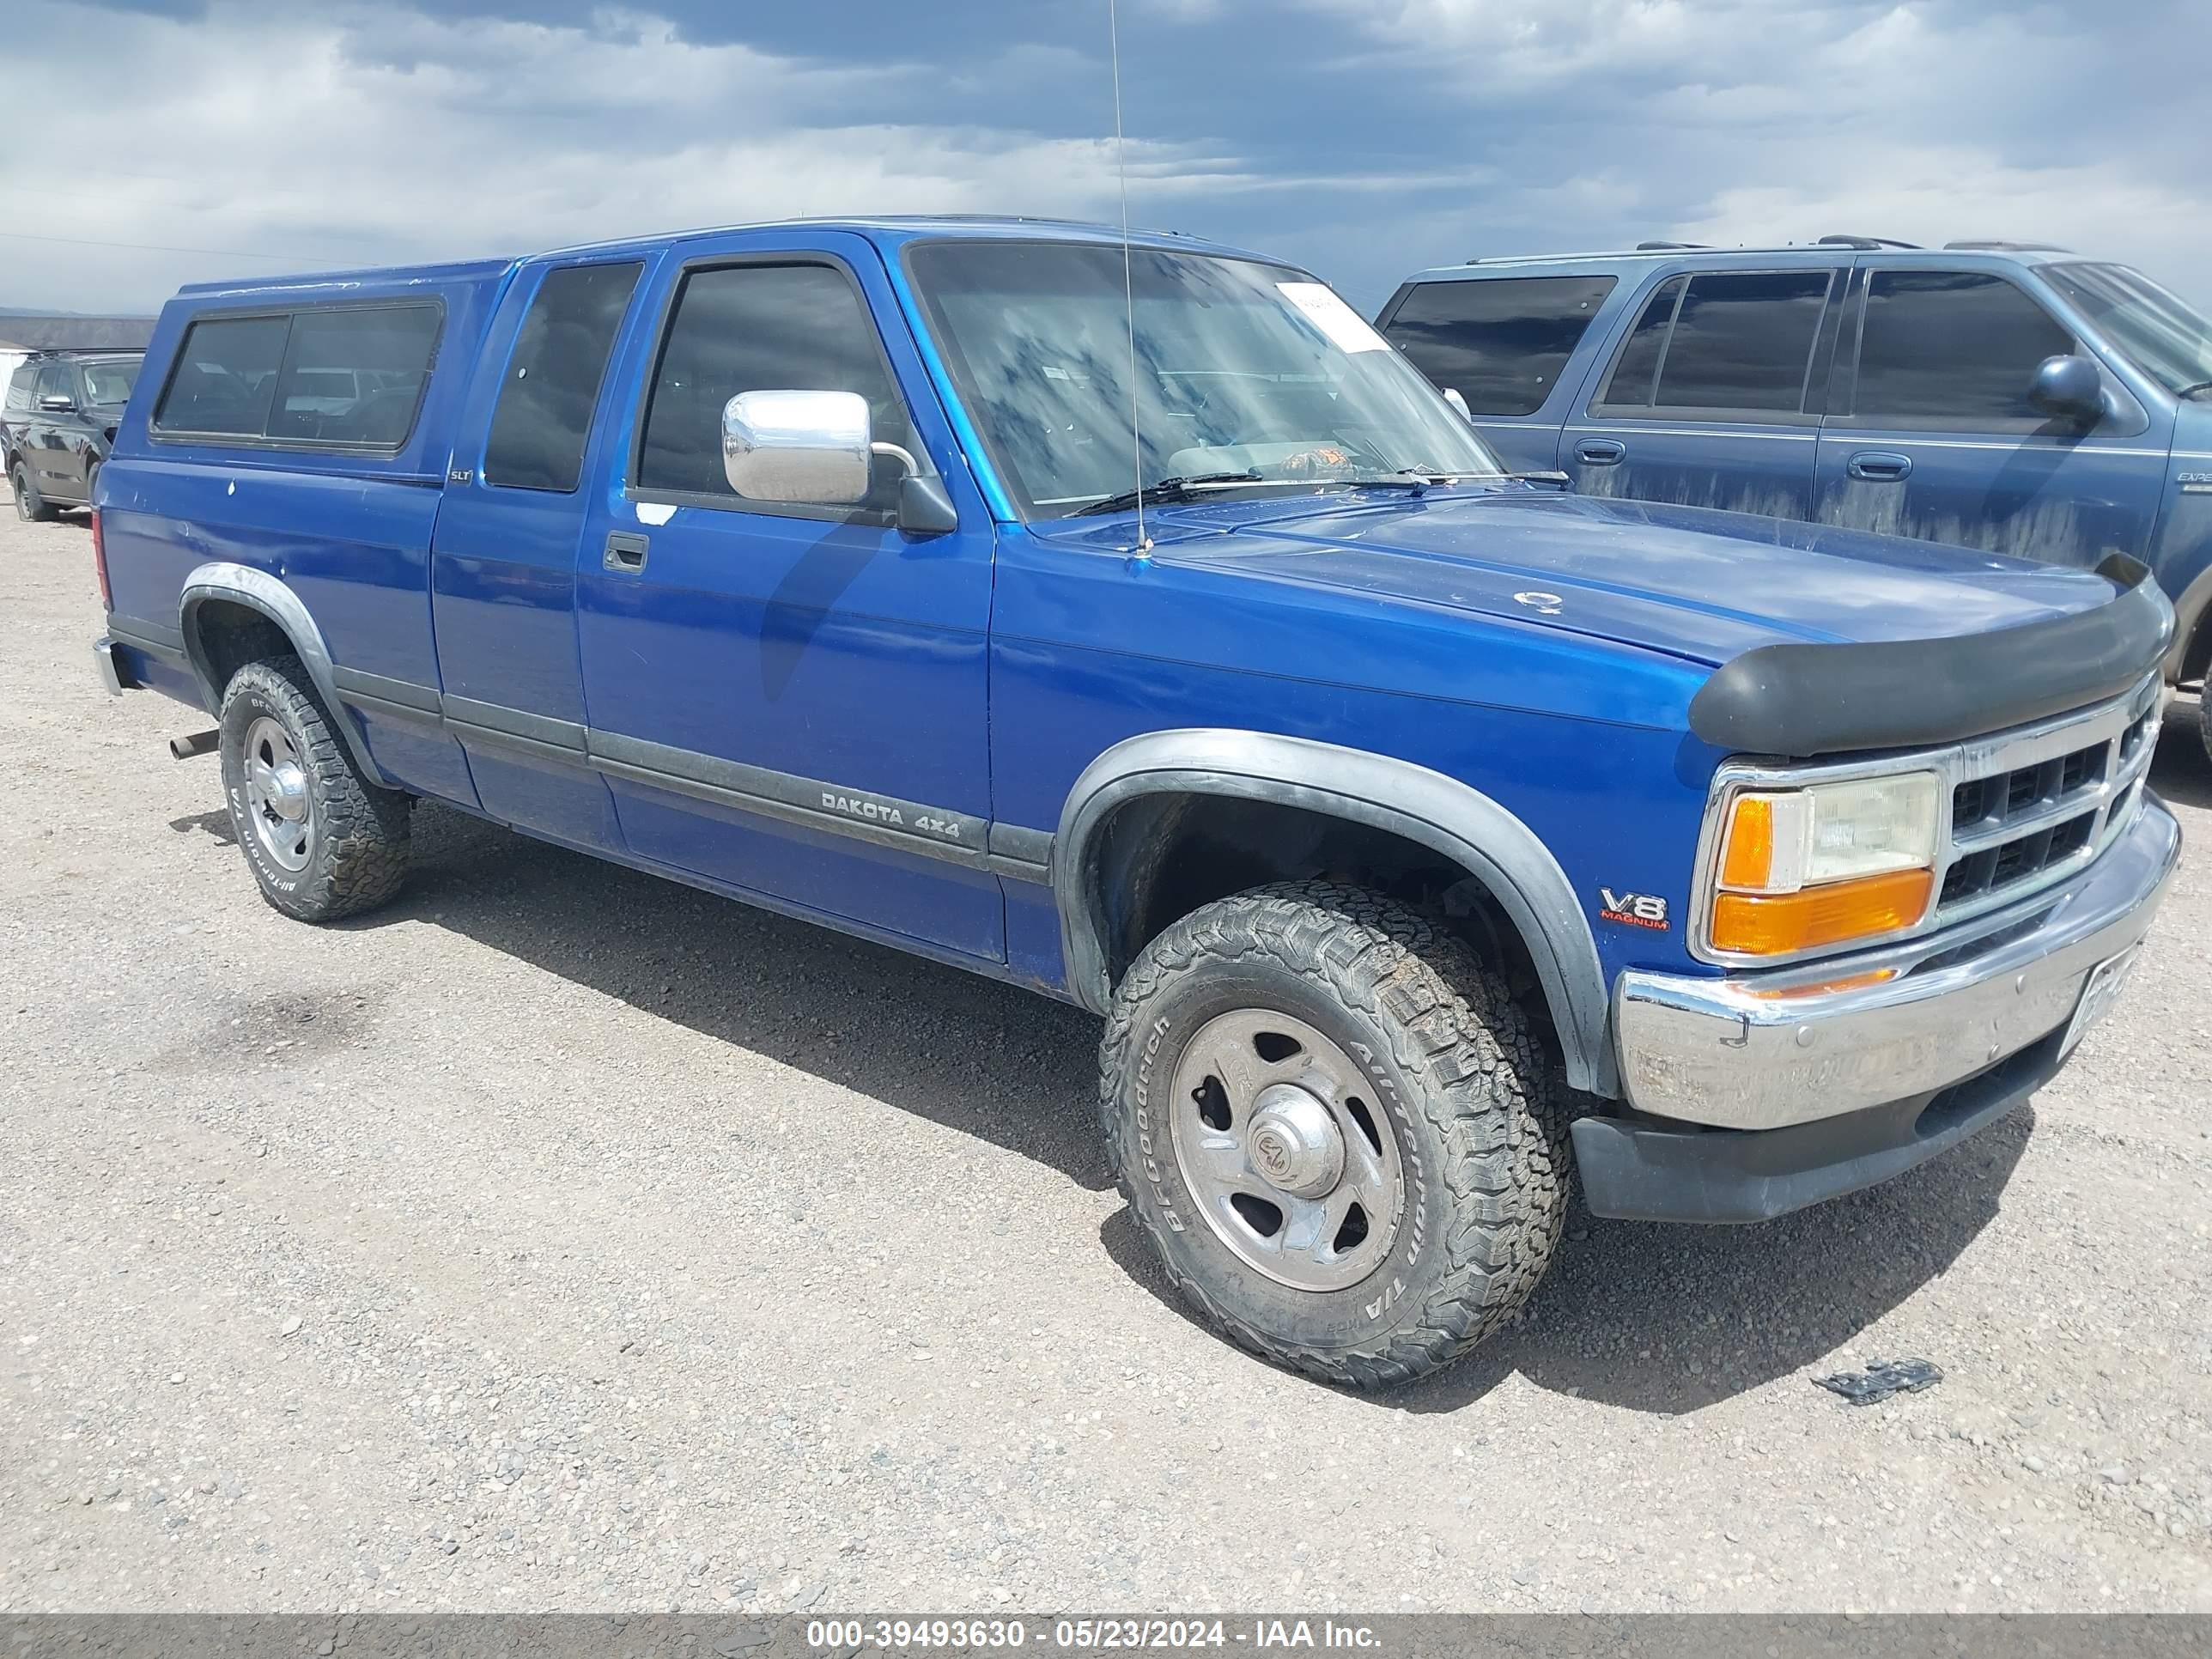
[1113,487,2124,669]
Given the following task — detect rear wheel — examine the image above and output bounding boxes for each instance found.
[1098,881,1570,1389]
[11,459,55,522]
[218,655,411,921]
[82,459,101,512]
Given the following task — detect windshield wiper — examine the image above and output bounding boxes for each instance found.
[1073,471,1264,516]
[2175,380,2212,399]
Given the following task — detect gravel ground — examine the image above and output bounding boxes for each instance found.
[3,505,2210,1616]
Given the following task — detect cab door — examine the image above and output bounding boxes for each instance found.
[1562,265,1844,521]
[28,362,84,498]
[574,230,1003,960]
[1813,265,2169,568]
[430,255,653,846]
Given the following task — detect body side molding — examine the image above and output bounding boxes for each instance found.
[1053,729,1619,1097]
[178,561,391,784]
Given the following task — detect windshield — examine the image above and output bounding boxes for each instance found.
[81,360,139,406]
[2042,263,2212,396]
[906,240,1504,519]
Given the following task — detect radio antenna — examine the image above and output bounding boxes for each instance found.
[1107,0,1152,554]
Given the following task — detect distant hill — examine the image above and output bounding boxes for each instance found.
[0,311,155,351]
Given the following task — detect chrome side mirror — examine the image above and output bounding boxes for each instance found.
[721,389,872,505]
[38,393,76,414]
[1442,387,1472,422]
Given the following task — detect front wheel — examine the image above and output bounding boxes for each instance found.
[218,655,412,921]
[12,459,56,522]
[1098,882,1570,1389]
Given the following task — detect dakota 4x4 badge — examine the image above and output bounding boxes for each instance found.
[1599,888,1669,931]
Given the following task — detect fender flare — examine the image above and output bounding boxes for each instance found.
[178,561,391,785]
[1053,729,1619,1098]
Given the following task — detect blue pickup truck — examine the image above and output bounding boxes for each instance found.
[1376,239,2212,759]
[93,216,2179,1387]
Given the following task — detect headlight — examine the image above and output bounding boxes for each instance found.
[1708,771,1941,957]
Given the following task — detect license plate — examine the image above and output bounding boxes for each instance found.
[2060,945,2142,1060]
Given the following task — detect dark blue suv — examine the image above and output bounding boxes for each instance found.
[1379,238,2212,755]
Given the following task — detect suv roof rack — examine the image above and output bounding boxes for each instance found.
[1944,240,2072,253]
[1817,234,1921,250]
[1634,240,1711,252]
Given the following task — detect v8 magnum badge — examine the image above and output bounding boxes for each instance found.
[1599,887,1669,930]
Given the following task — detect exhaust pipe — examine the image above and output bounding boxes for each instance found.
[168,729,219,761]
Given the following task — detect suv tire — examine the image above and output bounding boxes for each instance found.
[12,459,56,522]
[1098,881,1570,1388]
[218,655,411,921]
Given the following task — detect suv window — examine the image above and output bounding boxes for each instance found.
[637,261,915,513]
[1599,270,1832,415]
[267,306,442,447]
[155,315,291,436]
[34,363,78,409]
[3,363,33,414]
[1382,276,1616,416]
[485,261,644,494]
[1851,270,2074,423]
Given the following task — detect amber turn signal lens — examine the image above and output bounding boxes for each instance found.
[1710,868,1935,957]
[1718,793,1776,890]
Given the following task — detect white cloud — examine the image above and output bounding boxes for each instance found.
[0,2,1243,311]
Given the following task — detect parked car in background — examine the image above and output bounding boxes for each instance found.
[1377,239,2212,756]
[89,219,2177,1387]
[5,349,143,520]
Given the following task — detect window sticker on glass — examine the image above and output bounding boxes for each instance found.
[1276,283,1390,353]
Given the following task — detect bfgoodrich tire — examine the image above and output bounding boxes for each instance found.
[218,655,411,921]
[1099,881,1570,1389]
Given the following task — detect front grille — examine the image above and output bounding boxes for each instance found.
[1933,678,2160,926]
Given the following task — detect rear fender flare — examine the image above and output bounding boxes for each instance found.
[179,561,389,784]
[1054,728,1619,1098]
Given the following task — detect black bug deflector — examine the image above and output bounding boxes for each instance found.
[1688,556,2173,759]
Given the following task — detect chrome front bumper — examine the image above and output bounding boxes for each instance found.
[1613,797,2181,1131]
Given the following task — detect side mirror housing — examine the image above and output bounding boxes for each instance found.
[721,389,871,505]
[2028,354,2105,424]
[1442,386,1473,422]
[38,393,76,414]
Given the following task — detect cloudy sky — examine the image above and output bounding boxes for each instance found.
[3,0,2209,317]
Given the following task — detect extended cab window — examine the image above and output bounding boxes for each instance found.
[1850,271,2076,424]
[1382,276,1616,416]
[155,304,441,447]
[268,306,441,447]
[156,316,292,437]
[636,261,915,514]
[485,261,644,493]
[1598,270,1832,416]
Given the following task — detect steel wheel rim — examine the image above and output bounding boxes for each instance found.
[1168,1007,1404,1293]
[242,714,314,872]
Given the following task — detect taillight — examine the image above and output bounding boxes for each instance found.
[91,506,112,611]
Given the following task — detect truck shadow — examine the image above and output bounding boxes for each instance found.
[353,801,1115,1194]
[362,799,2040,1419]
[1104,1103,2028,1416]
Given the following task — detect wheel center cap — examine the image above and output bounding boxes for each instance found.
[268,763,308,822]
[1247,1083,1345,1199]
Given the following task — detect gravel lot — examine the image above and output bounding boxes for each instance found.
[3,504,2210,1616]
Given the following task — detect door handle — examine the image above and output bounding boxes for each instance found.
[603,532,649,574]
[1847,451,1913,483]
[1576,439,1626,466]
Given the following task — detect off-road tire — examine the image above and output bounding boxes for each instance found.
[82,460,101,513]
[1098,881,1571,1389]
[11,459,55,522]
[218,655,411,921]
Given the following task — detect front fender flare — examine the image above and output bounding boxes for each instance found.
[1053,729,1619,1098]
[179,561,390,785]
